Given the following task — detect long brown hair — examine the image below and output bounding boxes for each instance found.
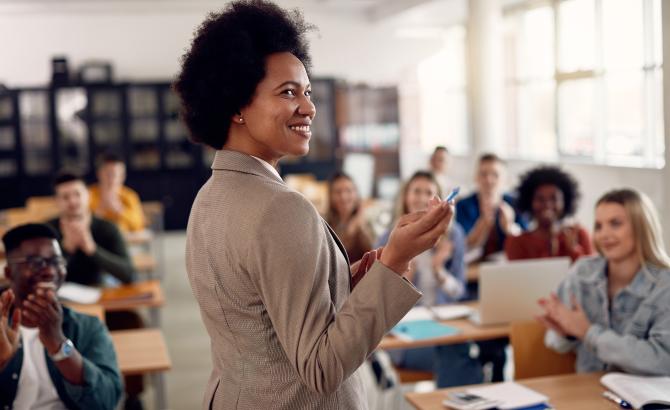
[325,172,361,227]
[393,171,443,221]
[596,189,670,269]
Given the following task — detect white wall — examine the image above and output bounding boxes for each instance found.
[0,1,445,86]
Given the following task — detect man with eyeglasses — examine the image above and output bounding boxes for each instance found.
[0,223,122,409]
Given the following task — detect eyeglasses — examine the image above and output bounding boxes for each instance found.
[7,255,66,271]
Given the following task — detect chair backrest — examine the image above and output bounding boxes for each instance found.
[510,320,576,380]
[25,196,59,221]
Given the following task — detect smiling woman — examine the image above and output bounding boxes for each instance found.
[173,1,456,409]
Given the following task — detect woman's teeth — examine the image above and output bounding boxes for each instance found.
[290,125,310,132]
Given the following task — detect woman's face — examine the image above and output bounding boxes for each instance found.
[239,52,316,162]
[594,202,636,263]
[331,178,358,218]
[532,184,565,226]
[405,177,439,214]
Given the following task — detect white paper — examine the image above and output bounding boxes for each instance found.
[467,382,548,409]
[57,282,101,304]
[431,305,474,321]
[398,306,434,323]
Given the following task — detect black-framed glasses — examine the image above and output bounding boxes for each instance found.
[7,255,66,271]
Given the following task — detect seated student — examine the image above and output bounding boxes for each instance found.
[325,172,374,262]
[89,153,146,232]
[0,223,122,409]
[48,172,144,409]
[376,171,482,387]
[456,153,527,261]
[429,146,453,195]
[48,172,135,287]
[456,154,526,382]
[505,166,593,262]
[538,189,670,375]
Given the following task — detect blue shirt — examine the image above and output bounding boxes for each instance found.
[376,221,467,304]
[545,256,670,376]
[455,192,527,254]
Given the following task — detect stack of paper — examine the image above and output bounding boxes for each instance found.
[443,382,550,410]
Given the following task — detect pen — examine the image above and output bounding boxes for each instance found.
[444,186,460,202]
[602,391,632,409]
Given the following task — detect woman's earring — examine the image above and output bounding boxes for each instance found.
[238,117,244,123]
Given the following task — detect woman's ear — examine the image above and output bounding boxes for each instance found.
[4,265,13,282]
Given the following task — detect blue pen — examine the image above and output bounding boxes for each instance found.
[602,391,632,409]
[444,186,460,202]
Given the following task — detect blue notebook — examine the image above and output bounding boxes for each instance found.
[391,319,460,341]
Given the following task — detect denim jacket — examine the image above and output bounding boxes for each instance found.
[545,256,670,376]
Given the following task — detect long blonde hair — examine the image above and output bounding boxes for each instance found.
[596,189,670,269]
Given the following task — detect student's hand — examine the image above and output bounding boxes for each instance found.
[537,293,591,340]
[100,189,123,214]
[381,197,454,274]
[22,287,66,355]
[0,290,21,369]
[351,247,382,289]
[498,201,518,235]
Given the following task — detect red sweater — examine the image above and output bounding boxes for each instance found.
[505,225,593,262]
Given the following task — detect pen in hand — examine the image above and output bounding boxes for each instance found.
[444,187,460,203]
[602,391,632,409]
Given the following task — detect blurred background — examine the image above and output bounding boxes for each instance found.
[0,0,668,408]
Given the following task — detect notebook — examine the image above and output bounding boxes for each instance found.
[390,319,460,341]
[601,372,670,409]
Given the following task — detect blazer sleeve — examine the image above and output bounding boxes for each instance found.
[247,191,421,395]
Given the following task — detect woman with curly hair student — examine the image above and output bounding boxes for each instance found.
[505,166,592,262]
[174,1,454,408]
[538,189,670,376]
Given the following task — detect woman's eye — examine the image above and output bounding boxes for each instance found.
[283,89,296,96]
[305,90,312,97]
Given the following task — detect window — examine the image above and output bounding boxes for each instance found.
[504,0,663,167]
[417,25,469,155]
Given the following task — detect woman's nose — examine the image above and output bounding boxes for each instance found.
[298,96,316,118]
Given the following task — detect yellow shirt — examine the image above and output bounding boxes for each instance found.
[89,184,145,232]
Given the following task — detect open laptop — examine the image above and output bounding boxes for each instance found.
[470,257,571,326]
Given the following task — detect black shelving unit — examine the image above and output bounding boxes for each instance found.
[0,78,340,229]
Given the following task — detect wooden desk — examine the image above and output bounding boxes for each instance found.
[99,279,164,311]
[112,329,171,410]
[378,303,509,350]
[133,253,157,273]
[111,328,172,375]
[65,303,105,323]
[124,229,154,246]
[405,372,612,410]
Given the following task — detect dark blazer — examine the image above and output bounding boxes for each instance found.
[185,150,421,409]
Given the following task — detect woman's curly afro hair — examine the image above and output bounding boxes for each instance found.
[173,0,314,149]
[515,166,580,220]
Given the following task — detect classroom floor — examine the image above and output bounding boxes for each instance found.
[141,232,210,409]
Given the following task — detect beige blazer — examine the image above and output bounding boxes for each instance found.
[186,150,421,410]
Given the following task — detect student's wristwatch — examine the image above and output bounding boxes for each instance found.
[49,339,75,362]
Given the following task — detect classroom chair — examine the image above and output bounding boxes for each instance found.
[510,320,575,380]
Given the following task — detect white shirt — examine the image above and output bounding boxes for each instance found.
[13,326,67,410]
[250,155,282,180]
